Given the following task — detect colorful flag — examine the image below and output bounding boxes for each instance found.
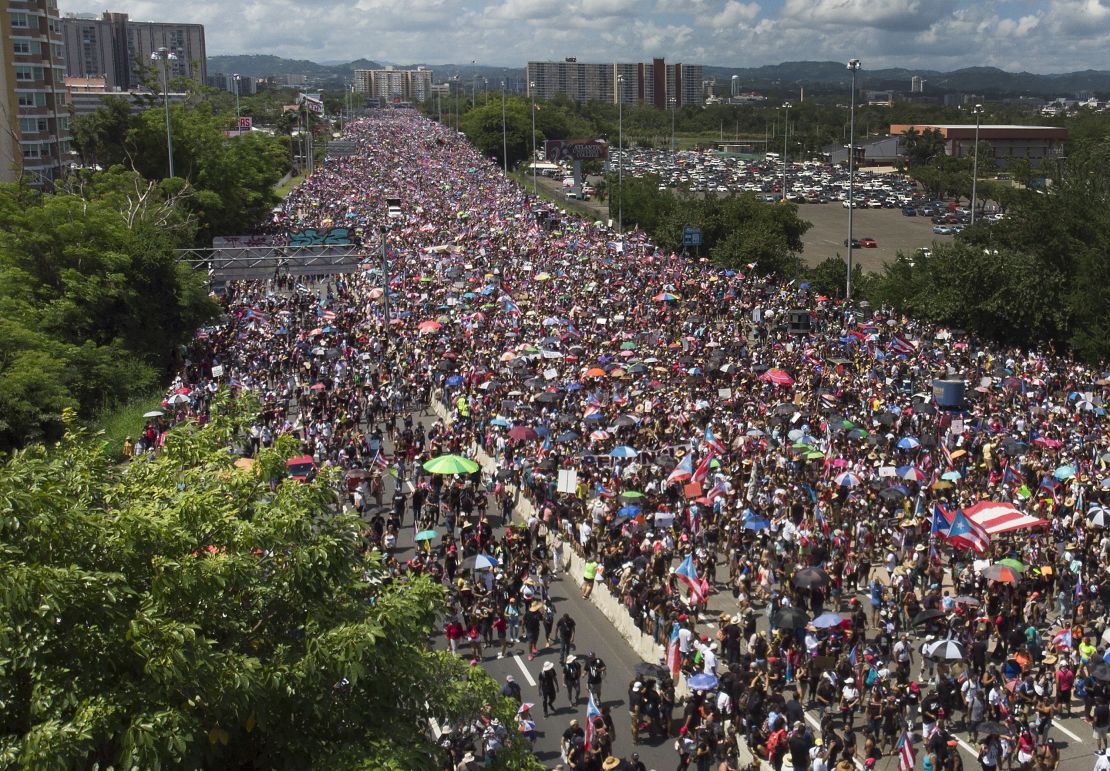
[943,509,990,554]
[897,730,916,771]
[584,692,601,751]
[930,503,953,536]
[1076,574,1084,599]
[889,334,917,356]
[1053,628,1073,649]
[665,622,682,675]
[848,643,859,667]
[674,554,704,602]
[373,450,389,469]
[666,454,694,485]
[703,425,726,455]
[691,452,715,485]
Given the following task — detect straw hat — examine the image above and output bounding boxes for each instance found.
[603,757,621,770]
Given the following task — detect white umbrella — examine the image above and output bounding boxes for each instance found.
[1089,504,1110,528]
[142,410,164,418]
[925,638,966,662]
[168,393,191,406]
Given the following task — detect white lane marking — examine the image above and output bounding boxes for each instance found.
[952,734,979,756]
[513,654,537,686]
[803,711,865,770]
[1052,719,1083,743]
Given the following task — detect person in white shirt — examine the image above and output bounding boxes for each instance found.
[700,642,718,675]
[810,744,828,771]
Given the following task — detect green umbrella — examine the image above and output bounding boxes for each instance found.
[620,342,637,350]
[805,451,826,460]
[415,529,439,542]
[620,490,645,499]
[423,454,480,475]
[791,442,814,451]
[997,558,1026,572]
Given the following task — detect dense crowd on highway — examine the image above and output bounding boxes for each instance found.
[144,110,1110,771]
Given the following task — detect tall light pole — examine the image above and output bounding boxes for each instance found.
[617,74,624,233]
[233,73,241,136]
[781,101,791,203]
[529,80,537,194]
[970,103,984,225]
[846,58,861,302]
[150,47,177,178]
[500,80,507,174]
[669,97,676,152]
[471,60,477,109]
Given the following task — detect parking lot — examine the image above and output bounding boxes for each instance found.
[798,201,945,273]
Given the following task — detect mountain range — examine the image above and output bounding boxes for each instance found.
[207,55,1110,97]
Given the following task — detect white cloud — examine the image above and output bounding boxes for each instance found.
[779,0,958,31]
[711,0,760,27]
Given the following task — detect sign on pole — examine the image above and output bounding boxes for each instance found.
[557,468,578,494]
[682,226,702,247]
[238,116,253,130]
[544,140,609,162]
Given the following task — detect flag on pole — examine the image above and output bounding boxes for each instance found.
[584,692,601,751]
[666,454,694,485]
[897,730,916,771]
[943,509,990,554]
[703,425,726,454]
[1076,574,1084,599]
[930,503,953,536]
[691,452,715,484]
[373,449,389,469]
[889,334,917,356]
[674,554,705,602]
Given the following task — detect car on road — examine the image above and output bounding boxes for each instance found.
[932,225,953,235]
[844,238,862,249]
[858,237,877,248]
[286,455,318,483]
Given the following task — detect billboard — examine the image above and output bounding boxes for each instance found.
[544,140,609,162]
[238,116,253,130]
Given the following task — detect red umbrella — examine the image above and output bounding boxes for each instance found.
[508,425,539,443]
[761,368,795,386]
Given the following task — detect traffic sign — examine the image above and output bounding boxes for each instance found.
[682,226,702,247]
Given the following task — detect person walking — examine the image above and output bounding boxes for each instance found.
[583,557,599,599]
[586,651,607,703]
[556,612,577,663]
[563,654,583,705]
[539,661,559,717]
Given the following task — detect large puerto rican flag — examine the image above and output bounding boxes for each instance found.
[665,622,682,676]
[674,554,705,602]
[963,500,1049,534]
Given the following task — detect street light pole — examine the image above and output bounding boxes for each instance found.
[970,103,984,225]
[670,97,677,152]
[529,81,537,194]
[781,101,791,202]
[150,47,177,178]
[617,74,624,233]
[381,226,390,332]
[501,80,507,174]
[233,73,241,136]
[847,58,861,302]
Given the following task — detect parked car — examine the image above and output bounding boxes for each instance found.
[286,454,318,483]
[932,225,953,235]
[859,237,877,248]
[844,238,862,249]
[902,206,917,216]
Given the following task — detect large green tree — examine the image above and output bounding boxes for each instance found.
[0,402,537,769]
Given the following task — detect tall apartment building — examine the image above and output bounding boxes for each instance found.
[61,12,205,91]
[207,72,257,96]
[1,0,71,184]
[352,67,433,103]
[526,58,703,108]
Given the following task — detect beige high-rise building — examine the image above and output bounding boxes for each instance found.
[526,58,704,108]
[353,67,433,103]
[1,0,71,185]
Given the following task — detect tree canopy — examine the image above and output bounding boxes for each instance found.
[0,402,535,769]
[0,171,217,450]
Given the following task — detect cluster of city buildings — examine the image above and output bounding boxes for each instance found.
[525,58,703,108]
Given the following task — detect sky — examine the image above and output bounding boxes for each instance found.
[68,0,1110,74]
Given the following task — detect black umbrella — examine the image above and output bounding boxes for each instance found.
[914,403,936,415]
[912,609,947,626]
[557,429,580,443]
[495,469,514,480]
[535,392,562,404]
[635,662,670,681]
[613,415,638,427]
[770,607,810,629]
[925,638,966,661]
[977,721,1008,736]
[1092,662,1110,682]
[792,567,829,589]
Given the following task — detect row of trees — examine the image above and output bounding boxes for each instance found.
[0,400,537,769]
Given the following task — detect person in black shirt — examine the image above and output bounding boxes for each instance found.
[539,661,559,717]
[563,654,583,704]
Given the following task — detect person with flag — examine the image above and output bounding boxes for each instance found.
[666,453,694,486]
[673,553,705,604]
[941,508,990,554]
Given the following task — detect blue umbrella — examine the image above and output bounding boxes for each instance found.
[687,673,718,690]
[615,504,641,520]
[897,436,921,450]
[941,470,962,481]
[742,518,770,531]
[566,382,583,391]
[445,374,464,386]
[490,417,511,428]
[1054,465,1077,480]
[534,425,551,438]
[812,612,843,629]
[556,429,579,443]
[610,445,639,458]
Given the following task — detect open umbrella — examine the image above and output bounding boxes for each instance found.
[925,639,967,661]
[687,673,718,690]
[981,564,1020,583]
[610,445,639,458]
[1092,662,1110,682]
[761,368,795,386]
[812,612,843,629]
[620,490,645,499]
[635,662,670,681]
[897,436,921,450]
[461,553,499,570]
[912,609,947,626]
[415,529,439,542]
[835,471,862,487]
[508,425,539,443]
[423,454,480,475]
[1089,504,1110,528]
[142,410,164,418]
[997,558,1026,572]
[770,607,809,629]
[793,567,829,589]
[977,721,1008,736]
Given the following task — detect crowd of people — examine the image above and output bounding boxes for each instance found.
[148,109,1110,771]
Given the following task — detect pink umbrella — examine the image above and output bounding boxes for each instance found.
[762,368,795,386]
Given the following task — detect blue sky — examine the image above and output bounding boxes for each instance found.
[74,0,1110,73]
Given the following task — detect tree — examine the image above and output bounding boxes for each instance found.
[0,402,539,769]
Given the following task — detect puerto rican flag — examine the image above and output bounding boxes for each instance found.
[674,554,705,602]
[373,450,390,469]
[595,482,616,499]
[665,622,682,676]
[703,425,726,455]
[889,334,916,355]
[691,452,715,485]
[666,454,694,485]
[943,509,990,554]
[1052,628,1073,649]
[584,693,602,751]
[319,308,337,323]
[897,730,916,771]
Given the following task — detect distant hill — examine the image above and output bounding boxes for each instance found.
[208,55,1110,97]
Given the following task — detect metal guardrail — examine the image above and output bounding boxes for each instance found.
[175,244,366,281]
